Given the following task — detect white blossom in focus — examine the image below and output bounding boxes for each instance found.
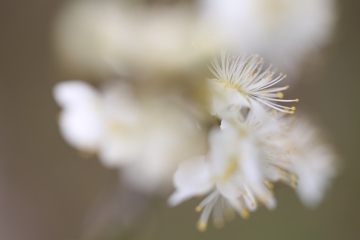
[199,0,336,75]
[169,112,280,230]
[209,52,298,120]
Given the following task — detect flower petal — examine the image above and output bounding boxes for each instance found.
[168,156,213,206]
[53,81,101,109]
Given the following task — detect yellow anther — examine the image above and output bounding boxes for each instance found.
[283,75,287,78]
[241,210,250,219]
[285,85,290,90]
[291,106,296,111]
[295,99,299,102]
[290,181,298,188]
[196,221,207,232]
[195,206,202,212]
[290,111,295,114]
[291,173,299,181]
[265,180,274,190]
[221,157,238,183]
[277,92,284,99]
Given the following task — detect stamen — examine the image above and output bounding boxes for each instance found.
[240,209,250,219]
[197,190,219,210]
[196,221,207,232]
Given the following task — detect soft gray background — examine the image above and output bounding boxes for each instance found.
[0,0,359,239]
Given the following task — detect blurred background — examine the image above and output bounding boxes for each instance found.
[0,0,359,239]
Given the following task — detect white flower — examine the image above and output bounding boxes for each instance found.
[285,117,338,207]
[169,113,278,230]
[54,0,214,77]
[209,52,298,120]
[54,80,142,166]
[54,80,206,193]
[120,102,206,193]
[199,0,336,75]
[54,0,133,77]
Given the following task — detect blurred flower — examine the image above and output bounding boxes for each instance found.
[199,0,336,76]
[54,0,215,78]
[54,80,142,165]
[54,0,131,77]
[284,117,338,207]
[54,80,206,193]
[208,52,298,120]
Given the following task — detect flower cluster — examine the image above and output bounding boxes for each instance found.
[52,0,339,235]
[168,53,337,231]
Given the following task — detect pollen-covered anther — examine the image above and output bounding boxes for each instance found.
[295,99,299,102]
[290,175,299,188]
[197,221,208,232]
[240,209,250,219]
[291,106,296,111]
[265,180,274,190]
[195,206,202,212]
[277,92,284,99]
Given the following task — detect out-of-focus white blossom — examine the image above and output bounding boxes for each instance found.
[54,0,215,78]
[54,0,132,77]
[54,81,142,166]
[284,117,338,207]
[199,0,336,75]
[208,52,298,120]
[54,80,206,193]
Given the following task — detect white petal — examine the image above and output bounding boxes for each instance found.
[53,81,101,109]
[54,81,104,151]
[210,81,249,119]
[59,108,103,151]
[248,98,268,121]
[168,156,213,206]
[98,134,141,167]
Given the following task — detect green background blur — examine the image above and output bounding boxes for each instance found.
[0,0,359,239]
